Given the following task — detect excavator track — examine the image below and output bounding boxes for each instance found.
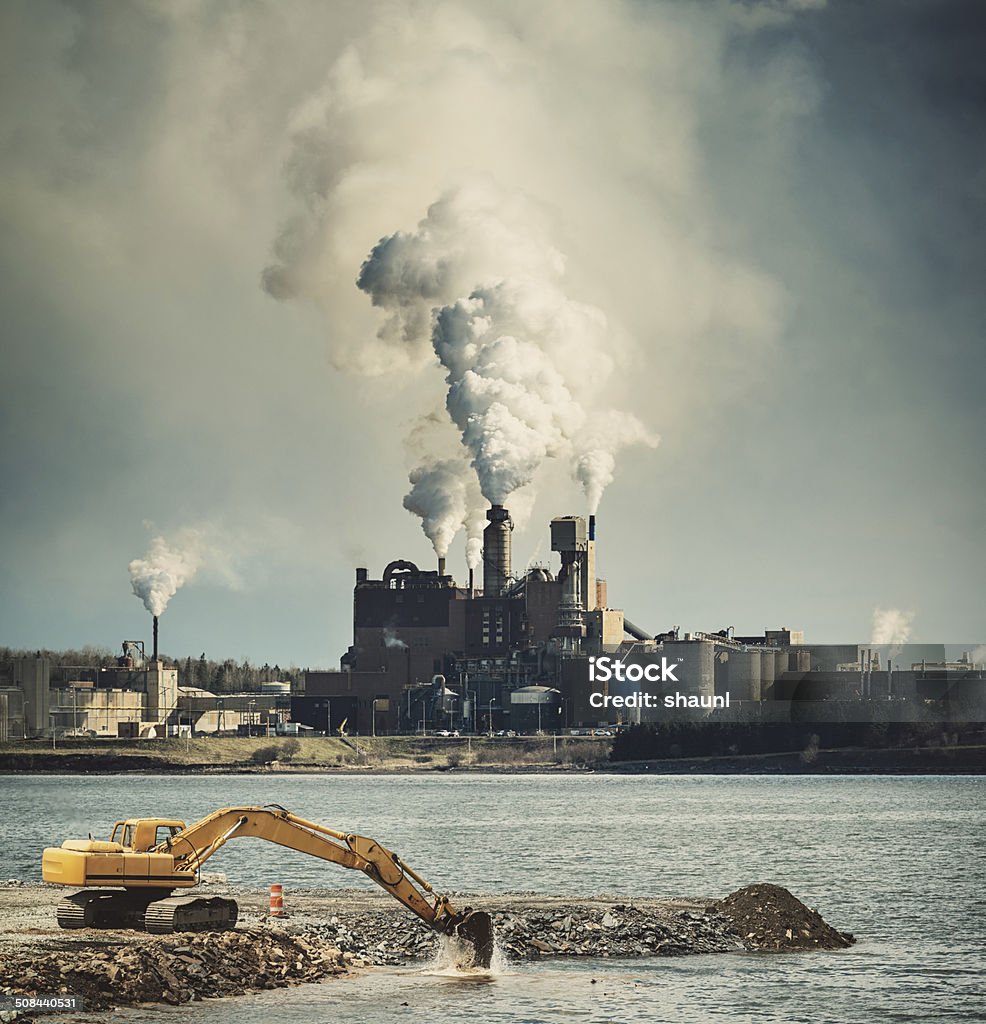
[56,890,170,930]
[144,896,238,934]
[56,891,103,929]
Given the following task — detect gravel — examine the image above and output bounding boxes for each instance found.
[0,882,854,1018]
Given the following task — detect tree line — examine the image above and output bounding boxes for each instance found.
[0,645,310,694]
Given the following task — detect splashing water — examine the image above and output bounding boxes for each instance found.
[419,933,508,980]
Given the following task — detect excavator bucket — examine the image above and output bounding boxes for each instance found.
[447,909,495,968]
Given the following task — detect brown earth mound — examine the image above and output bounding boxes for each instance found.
[714,883,855,951]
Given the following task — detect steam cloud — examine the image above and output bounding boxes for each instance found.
[871,607,915,649]
[129,533,205,617]
[358,183,658,542]
[383,628,408,650]
[129,527,242,617]
[574,412,661,514]
[260,4,809,567]
[403,458,480,559]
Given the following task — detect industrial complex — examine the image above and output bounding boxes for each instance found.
[1,502,983,743]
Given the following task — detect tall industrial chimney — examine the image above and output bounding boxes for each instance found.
[152,615,159,663]
[438,556,447,577]
[482,505,513,596]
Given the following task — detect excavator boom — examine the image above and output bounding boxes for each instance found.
[42,805,493,967]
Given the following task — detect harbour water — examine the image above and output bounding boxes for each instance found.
[4,773,984,1023]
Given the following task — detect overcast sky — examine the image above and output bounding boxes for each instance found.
[1,0,983,669]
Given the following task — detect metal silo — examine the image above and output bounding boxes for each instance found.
[727,648,762,701]
[760,649,777,699]
[791,648,811,673]
[714,649,729,697]
[663,639,715,699]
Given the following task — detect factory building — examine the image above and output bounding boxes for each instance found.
[0,644,290,740]
[315,506,801,731]
[313,510,625,733]
[2,504,982,740]
[314,502,985,733]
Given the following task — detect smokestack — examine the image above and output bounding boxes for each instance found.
[468,566,475,595]
[482,505,513,596]
[152,615,159,663]
[588,514,596,541]
[438,556,447,577]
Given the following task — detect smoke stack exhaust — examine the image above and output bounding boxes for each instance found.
[482,505,513,596]
[152,615,159,663]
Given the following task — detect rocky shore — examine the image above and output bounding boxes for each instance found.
[0,882,854,1018]
[289,883,853,963]
[0,928,346,1013]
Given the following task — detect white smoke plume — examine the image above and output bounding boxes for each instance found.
[358,187,654,513]
[129,532,205,618]
[383,628,408,650]
[402,414,486,567]
[129,526,242,617]
[403,458,476,559]
[574,412,661,514]
[463,505,486,571]
[262,4,798,557]
[870,607,915,650]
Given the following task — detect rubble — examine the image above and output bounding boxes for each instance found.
[0,928,346,1012]
[289,885,850,963]
[0,883,854,1016]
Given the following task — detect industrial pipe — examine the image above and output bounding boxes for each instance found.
[623,618,653,641]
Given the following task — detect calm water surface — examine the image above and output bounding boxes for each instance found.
[4,774,983,1023]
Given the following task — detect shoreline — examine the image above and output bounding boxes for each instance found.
[0,743,984,776]
[0,882,854,1015]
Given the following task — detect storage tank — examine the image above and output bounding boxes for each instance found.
[714,650,729,697]
[791,648,811,673]
[760,649,777,699]
[727,648,762,701]
[662,640,715,700]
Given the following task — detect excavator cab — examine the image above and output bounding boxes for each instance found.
[109,820,186,852]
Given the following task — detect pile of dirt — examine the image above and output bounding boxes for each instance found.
[713,884,855,951]
[0,928,346,1011]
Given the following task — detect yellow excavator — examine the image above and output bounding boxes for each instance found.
[41,804,494,967]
